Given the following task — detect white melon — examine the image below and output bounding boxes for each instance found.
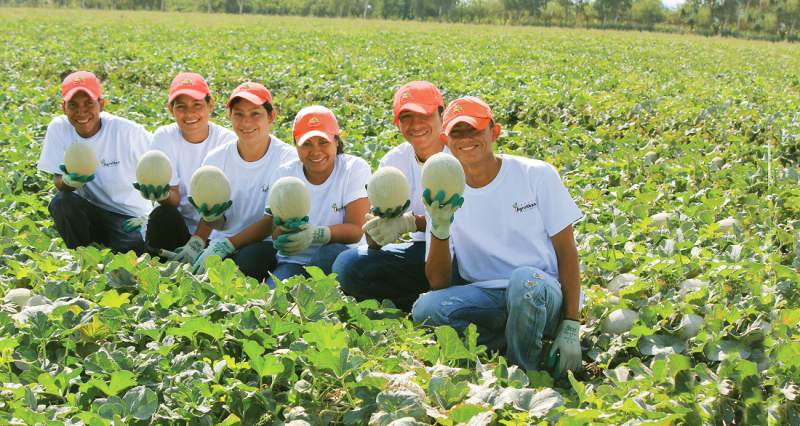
[190,166,230,206]
[643,151,658,165]
[717,217,738,233]
[367,167,410,211]
[63,142,97,175]
[136,150,172,186]
[269,176,311,221]
[607,273,638,294]
[4,288,32,307]
[679,278,707,294]
[677,314,704,339]
[421,153,465,204]
[649,212,673,228]
[602,309,639,335]
[710,157,724,170]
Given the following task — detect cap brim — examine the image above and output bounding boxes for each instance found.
[393,102,439,124]
[63,87,99,101]
[297,130,334,146]
[227,92,267,109]
[444,116,490,135]
[169,88,208,104]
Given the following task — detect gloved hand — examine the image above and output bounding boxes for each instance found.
[58,164,94,189]
[133,182,170,202]
[363,212,416,246]
[546,319,582,377]
[273,224,330,256]
[192,238,236,274]
[371,199,411,219]
[421,188,464,240]
[265,208,309,233]
[161,235,206,264]
[122,215,148,233]
[189,196,232,222]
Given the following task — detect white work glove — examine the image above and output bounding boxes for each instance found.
[58,164,94,189]
[546,319,582,377]
[421,188,464,240]
[362,212,416,246]
[273,225,330,256]
[122,215,148,233]
[192,238,236,274]
[162,235,206,265]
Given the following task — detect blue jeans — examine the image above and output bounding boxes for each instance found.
[48,191,145,255]
[411,266,563,371]
[266,243,348,288]
[332,241,429,312]
[230,241,278,283]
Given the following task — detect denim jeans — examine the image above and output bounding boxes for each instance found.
[146,204,191,252]
[48,191,145,255]
[266,243,348,288]
[230,241,278,283]
[411,266,563,370]
[332,241,429,312]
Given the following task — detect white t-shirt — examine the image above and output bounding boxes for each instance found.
[202,136,297,241]
[37,112,153,217]
[379,142,450,242]
[427,155,583,289]
[268,154,370,265]
[151,122,237,233]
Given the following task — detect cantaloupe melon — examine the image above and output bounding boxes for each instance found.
[3,288,31,307]
[64,142,97,176]
[677,314,704,339]
[136,150,172,186]
[367,167,410,213]
[602,309,639,335]
[190,166,230,207]
[268,176,311,222]
[421,153,465,204]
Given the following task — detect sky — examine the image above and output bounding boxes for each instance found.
[661,0,685,10]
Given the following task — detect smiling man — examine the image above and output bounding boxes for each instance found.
[37,71,152,254]
[411,96,585,375]
[134,73,237,253]
[333,81,446,312]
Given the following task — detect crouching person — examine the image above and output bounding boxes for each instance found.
[37,71,152,254]
[411,96,584,375]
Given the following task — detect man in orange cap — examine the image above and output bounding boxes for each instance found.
[37,71,152,254]
[125,72,237,255]
[411,96,585,376]
[333,81,447,312]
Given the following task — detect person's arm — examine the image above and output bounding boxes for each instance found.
[414,214,426,232]
[229,215,274,249]
[425,235,452,290]
[551,224,581,320]
[158,186,181,208]
[329,197,369,244]
[193,220,214,242]
[54,175,77,192]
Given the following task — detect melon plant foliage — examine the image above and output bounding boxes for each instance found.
[0,7,799,425]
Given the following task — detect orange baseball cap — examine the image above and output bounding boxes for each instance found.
[227,82,273,109]
[61,71,102,101]
[392,81,443,125]
[442,96,494,135]
[168,72,210,104]
[293,105,339,145]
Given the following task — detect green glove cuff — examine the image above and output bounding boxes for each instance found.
[371,199,411,218]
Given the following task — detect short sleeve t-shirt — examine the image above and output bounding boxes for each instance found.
[379,143,450,242]
[202,136,297,241]
[267,154,370,265]
[37,112,153,217]
[427,154,583,288]
[151,122,237,233]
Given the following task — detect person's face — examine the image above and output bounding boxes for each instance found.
[397,110,442,151]
[229,99,273,144]
[169,95,212,136]
[62,91,104,138]
[297,135,337,178]
[445,121,501,168]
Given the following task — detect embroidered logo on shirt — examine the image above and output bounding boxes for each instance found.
[512,201,536,213]
[100,159,120,167]
[261,184,269,193]
[331,203,344,213]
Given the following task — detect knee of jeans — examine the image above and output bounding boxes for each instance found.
[48,191,78,215]
[507,267,558,309]
[149,204,180,222]
[411,292,458,325]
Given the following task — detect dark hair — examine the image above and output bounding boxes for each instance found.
[334,135,344,154]
[170,94,212,108]
[228,97,274,115]
[438,106,444,115]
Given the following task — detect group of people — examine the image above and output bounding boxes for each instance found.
[39,71,584,375]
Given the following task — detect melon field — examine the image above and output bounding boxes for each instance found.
[1,7,799,425]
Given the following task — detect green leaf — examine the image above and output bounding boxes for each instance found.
[428,376,469,409]
[303,321,348,352]
[98,290,130,308]
[435,326,472,362]
[122,385,158,420]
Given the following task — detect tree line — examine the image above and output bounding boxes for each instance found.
[4,0,800,41]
